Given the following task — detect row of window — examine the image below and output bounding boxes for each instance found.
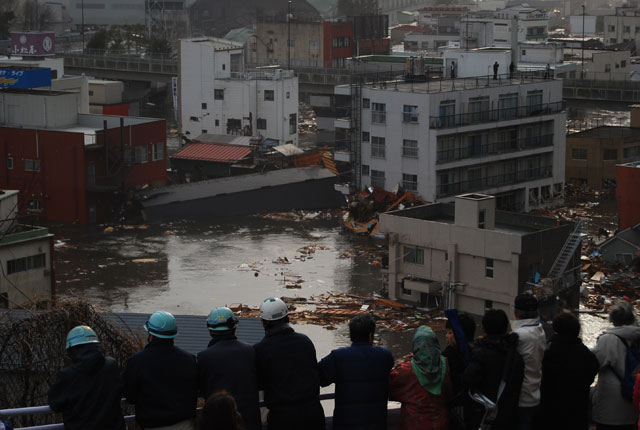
[7,253,46,275]
[361,167,418,191]
[207,89,279,104]
[607,25,640,34]
[401,245,495,278]
[363,135,418,159]
[571,146,640,161]
[332,36,350,48]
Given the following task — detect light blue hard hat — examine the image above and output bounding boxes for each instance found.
[207,307,239,332]
[144,310,178,339]
[66,325,100,350]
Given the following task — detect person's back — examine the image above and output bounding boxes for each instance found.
[197,308,260,430]
[464,309,524,430]
[540,312,598,430]
[123,311,197,429]
[48,326,124,430]
[199,391,244,430]
[254,297,324,430]
[319,315,394,430]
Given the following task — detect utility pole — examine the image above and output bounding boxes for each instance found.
[582,4,585,78]
[287,0,292,70]
[81,0,85,53]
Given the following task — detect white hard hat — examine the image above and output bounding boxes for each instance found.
[260,297,288,321]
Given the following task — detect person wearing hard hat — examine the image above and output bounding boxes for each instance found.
[123,311,197,430]
[197,307,260,430]
[254,297,325,430]
[48,325,125,430]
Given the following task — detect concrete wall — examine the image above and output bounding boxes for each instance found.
[444,49,511,78]
[0,92,79,128]
[249,21,324,67]
[89,80,124,105]
[50,76,90,114]
[0,191,18,234]
[604,15,640,47]
[518,43,563,64]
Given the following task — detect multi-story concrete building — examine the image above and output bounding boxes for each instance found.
[0,190,54,309]
[604,7,640,47]
[379,194,578,314]
[335,59,566,212]
[461,7,549,48]
[179,38,299,146]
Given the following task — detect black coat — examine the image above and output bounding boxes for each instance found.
[254,324,325,430]
[463,333,524,430]
[197,334,261,430]
[123,340,197,428]
[540,334,599,430]
[318,342,394,430]
[48,344,125,430]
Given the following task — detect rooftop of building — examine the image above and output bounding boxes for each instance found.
[171,142,252,163]
[567,125,640,139]
[0,224,52,247]
[349,54,443,64]
[181,37,243,51]
[619,160,640,168]
[418,5,470,12]
[386,201,565,236]
[0,190,19,201]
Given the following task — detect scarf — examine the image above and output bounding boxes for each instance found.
[411,325,446,395]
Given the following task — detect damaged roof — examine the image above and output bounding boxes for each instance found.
[600,222,640,250]
[171,143,252,163]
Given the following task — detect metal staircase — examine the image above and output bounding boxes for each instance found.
[547,219,587,281]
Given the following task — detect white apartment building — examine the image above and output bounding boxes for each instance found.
[179,38,299,146]
[335,59,566,212]
[462,7,549,48]
[379,194,579,314]
[604,7,640,47]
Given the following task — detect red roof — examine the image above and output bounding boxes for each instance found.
[171,143,252,163]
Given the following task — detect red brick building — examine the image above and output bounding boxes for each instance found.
[323,21,354,68]
[0,89,167,224]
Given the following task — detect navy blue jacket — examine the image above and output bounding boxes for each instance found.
[319,342,394,430]
[197,334,261,430]
[254,324,325,430]
[48,344,125,430]
[123,340,197,428]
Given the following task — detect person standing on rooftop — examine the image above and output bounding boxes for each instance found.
[124,310,197,430]
[197,307,260,430]
[318,314,394,430]
[48,325,125,430]
[254,297,325,430]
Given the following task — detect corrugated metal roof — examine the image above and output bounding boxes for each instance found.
[0,310,265,356]
[193,134,253,146]
[171,143,252,163]
[273,144,304,156]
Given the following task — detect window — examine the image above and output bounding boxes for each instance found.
[371,169,385,188]
[202,129,208,133]
[403,105,419,122]
[624,146,640,158]
[7,253,46,275]
[372,103,386,123]
[362,164,370,176]
[622,60,627,68]
[286,92,290,99]
[608,25,616,32]
[214,89,224,100]
[402,139,418,158]
[227,119,242,135]
[605,64,611,72]
[402,173,418,191]
[526,90,543,114]
[309,39,318,49]
[264,90,274,101]
[190,116,199,122]
[362,98,370,109]
[7,157,13,170]
[498,93,518,120]
[439,100,456,126]
[135,146,148,164]
[468,96,489,122]
[26,199,42,211]
[289,114,297,135]
[215,120,219,126]
[24,159,40,172]
[610,38,617,44]
[371,136,386,158]
[401,285,412,296]
[257,118,267,130]
[288,39,295,48]
[403,246,424,265]
[522,49,526,55]
[603,149,618,161]
[572,148,587,160]
[479,209,485,229]
[152,142,164,161]
[485,258,494,278]
[624,25,631,33]
[362,131,370,142]
[201,102,207,109]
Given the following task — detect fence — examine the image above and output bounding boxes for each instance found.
[430,102,564,129]
[437,165,553,197]
[436,134,554,164]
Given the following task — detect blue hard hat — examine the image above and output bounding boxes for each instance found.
[207,307,238,332]
[66,325,100,350]
[144,310,178,339]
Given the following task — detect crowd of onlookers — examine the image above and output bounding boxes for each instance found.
[4,293,640,430]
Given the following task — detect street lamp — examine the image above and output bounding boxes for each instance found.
[287,1,292,70]
[81,0,85,53]
[582,4,585,78]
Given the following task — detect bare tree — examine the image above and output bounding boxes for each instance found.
[0,0,18,39]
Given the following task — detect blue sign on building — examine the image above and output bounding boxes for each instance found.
[0,68,52,89]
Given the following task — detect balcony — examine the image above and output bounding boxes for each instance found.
[429,102,564,129]
[372,111,387,124]
[437,165,553,197]
[436,134,554,164]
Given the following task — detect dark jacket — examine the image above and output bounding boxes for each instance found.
[540,334,599,430]
[254,323,325,430]
[442,343,470,398]
[123,340,197,428]
[463,333,524,430]
[197,333,261,430]
[48,344,125,430]
[319,342,394,430]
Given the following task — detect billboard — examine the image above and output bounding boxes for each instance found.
[0,68,52,89]
[10,32,56,56]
